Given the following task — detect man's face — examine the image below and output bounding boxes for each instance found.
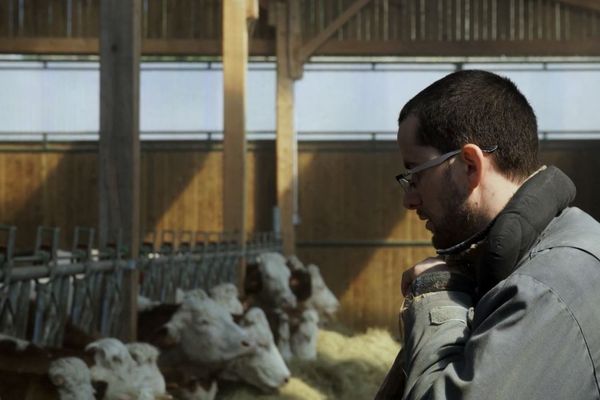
[397,115,486,249]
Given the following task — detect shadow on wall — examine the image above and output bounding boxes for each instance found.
[0,142,277,252]
[0,150,99,251]
[293,141,425,333]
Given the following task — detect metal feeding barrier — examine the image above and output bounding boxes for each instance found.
[0,225,281,346]
[0,226,129,345]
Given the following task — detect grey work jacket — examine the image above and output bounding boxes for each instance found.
[401,207,600,400]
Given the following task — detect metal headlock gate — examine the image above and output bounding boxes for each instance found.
[0,225,281,346]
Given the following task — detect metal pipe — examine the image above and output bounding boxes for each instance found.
[0,259,130,283]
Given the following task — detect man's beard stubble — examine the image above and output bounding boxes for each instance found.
[431,169,488,250]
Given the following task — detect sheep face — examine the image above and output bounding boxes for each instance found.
[209,283,244,316]
[258,252,297,309]
[126,342,167,396]
[86,338,135,376]
[223,308,291,393]
[304,264,340,319]
[169,295,255,365]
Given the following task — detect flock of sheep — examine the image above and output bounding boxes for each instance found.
[0,251,346,399]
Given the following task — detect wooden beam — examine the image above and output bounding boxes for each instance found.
[0,38,275,56]
[276,1,296,257]
[2,37,599,58]
[99,0,141,341]
[222,0,250,243]
[555,0,600,13]
[288,0,303,79]
[298,0,373,63]
[307,39,600,56]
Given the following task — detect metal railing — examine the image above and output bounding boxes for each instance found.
[0,225,281,346]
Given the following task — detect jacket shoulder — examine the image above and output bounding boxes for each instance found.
[529,207,600,260]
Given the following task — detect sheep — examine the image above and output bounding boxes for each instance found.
[218,328,401,400]
[160,289,255,366]
[48,357,95,400]
[286,257,340,322]
[220,307,291,393]
[290,309,319,360]
[303,264,340,322]
[137,287,255,399]
[273,309,292,361]
[126,342,168,397]
[254,252,297,310]
[209,283,244,316]
[86,338,137,399]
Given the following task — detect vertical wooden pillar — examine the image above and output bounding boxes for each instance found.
[99,0,141,341]
[223,0,258,290]
[276,0,301,256]
[223,0,249,242]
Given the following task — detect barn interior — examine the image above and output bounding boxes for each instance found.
[1,0,600,399]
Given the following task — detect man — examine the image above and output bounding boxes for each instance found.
[376,70,600,399]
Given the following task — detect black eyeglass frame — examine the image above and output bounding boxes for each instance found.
[395,145,499,192]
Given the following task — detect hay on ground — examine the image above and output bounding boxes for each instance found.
[218,327,401,400]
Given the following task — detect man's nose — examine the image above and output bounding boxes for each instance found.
[403,189,421,210]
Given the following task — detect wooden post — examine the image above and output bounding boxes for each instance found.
[223,0,258,289]
[275,0,299,257]
[99,0,141,341]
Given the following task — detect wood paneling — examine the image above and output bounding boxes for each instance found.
[2,0,600,56]
[1,140,600,332]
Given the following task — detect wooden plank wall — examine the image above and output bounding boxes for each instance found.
[1,0,600,55]
[1,140,599,333]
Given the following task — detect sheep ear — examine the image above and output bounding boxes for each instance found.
[92,380,108,399]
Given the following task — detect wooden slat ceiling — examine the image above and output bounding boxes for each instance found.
[0,0,599,57]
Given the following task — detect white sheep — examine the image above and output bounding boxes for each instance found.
[209,283,244,316]
[85,338,138,400]
[160,289,255,368]
[220,307,291,393]
[48,357,95,400]
[256,252,297,309]
[126,342,167,397]
[274,308,293,361]
[303,264,340,322]
[290,309,319,360]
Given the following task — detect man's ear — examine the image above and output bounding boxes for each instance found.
[460,144,486,190]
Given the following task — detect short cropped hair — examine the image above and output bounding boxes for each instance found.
[398,69,540,181]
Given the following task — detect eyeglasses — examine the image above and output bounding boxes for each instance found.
[395,145,498,192]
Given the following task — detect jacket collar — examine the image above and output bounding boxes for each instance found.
[476,165,576,296]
